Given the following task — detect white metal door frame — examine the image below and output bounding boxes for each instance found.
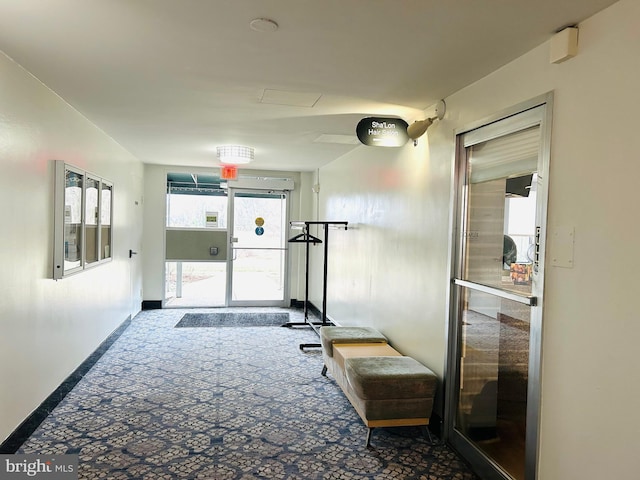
[226,187,290,307]
[444,93,553,480]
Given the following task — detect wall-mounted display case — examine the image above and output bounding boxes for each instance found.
[53,161,113,279]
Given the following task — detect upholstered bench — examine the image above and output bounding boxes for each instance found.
[320,326,438,447]
[320,326,388,377]
[344,356,438,446]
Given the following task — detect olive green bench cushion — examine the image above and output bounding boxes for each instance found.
[345,356,437,400]
[344,356,437,422]
[320,326,387,357]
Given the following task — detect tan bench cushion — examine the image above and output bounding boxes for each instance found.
[333,343,401,371]
[320,326,387,357]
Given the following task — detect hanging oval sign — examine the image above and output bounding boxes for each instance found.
[356,117,409,147]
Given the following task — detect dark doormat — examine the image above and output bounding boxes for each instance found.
[175,312,290,328]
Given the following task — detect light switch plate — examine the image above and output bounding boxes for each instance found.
[550,226,575,268]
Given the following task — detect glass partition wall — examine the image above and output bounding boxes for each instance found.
[164,174,228,307]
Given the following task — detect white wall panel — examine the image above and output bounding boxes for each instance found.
[315,137,452,380]
[0,52,143,443]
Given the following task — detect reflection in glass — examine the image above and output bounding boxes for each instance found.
[101,184,112,259]
[456,125,540,480]
[64,170,83,270]
[463,126,539,297]
[85,178,99,264]
[457,289,530,480]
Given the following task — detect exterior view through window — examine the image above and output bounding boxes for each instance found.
[164,173,289,307]
[165,174,228,307]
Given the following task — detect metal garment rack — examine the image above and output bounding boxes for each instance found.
[284,221,348,349]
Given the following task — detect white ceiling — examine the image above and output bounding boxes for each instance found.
[0,0,618,172]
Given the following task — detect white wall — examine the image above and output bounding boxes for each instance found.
[290,171,315,302]
[314,0,639,477]
[142,164,304,305]
[314,138,451,372]
[0,52,144,443]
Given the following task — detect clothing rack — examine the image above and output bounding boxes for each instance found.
[285,221,348,349]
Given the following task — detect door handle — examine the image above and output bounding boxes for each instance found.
[230,237,238,261]
[129,249,138,258]
[534,226,541,273]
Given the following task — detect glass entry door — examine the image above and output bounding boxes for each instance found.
[227,188,289,306]
[446,101,551,480]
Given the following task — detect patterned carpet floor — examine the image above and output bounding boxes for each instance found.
[18,308,478,479]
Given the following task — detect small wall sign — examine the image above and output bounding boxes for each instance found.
[255,217,265,236]
[356,117,409,147]
[206,211,219,228]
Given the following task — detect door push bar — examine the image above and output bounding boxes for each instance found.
[453,278,537,306]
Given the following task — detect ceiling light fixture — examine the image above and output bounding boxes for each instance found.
[216,145,254,165]
[407,100,447,145]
